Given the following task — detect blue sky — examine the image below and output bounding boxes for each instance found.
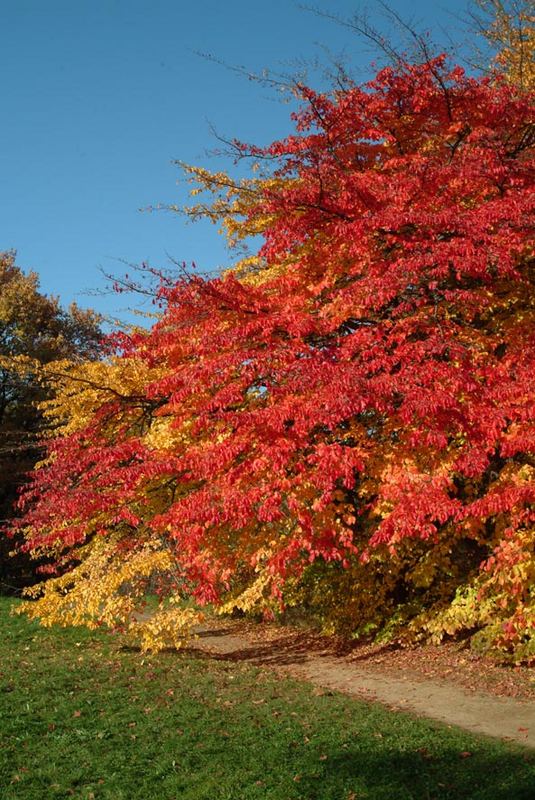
[2,0,472,324]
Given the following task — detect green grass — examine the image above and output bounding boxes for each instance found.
[1,597,534,800]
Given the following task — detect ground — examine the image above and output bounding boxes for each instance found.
[184,616,535,747]
[2,598,535,799]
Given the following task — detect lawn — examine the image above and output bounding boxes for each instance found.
[1,597,534,800]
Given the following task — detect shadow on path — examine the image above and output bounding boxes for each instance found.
[185,623,535,749]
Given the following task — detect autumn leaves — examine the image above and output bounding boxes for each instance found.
[9,56,535,659]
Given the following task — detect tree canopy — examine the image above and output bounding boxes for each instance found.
[7,51,534,660]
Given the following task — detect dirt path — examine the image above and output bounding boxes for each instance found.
[186,620,535,749]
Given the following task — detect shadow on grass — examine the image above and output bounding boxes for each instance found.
[290,745,535,800]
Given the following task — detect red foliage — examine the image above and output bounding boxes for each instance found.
[12,57,535,652]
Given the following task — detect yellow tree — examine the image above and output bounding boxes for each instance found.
[474,0,535,89]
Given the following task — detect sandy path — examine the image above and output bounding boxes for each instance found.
[188,622,535,749]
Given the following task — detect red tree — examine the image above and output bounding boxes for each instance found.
[11,57,535,657]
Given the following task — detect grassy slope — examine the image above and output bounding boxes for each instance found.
[1,597,534,800]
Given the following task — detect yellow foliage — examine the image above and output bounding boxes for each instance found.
[130,604,205,653]
[19,536,206,651]
[177,162,297,283]
[20,538,170,625]
[218,572,273,615]
[39,356,166,437]
[476,0,535,89]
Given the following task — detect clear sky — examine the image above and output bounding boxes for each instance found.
[2,0,472,324]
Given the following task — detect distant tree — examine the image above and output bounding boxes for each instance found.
[472,0,534,90]
[0,251,102,592]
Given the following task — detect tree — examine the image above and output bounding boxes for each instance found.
[0,251,102,591]
[472,1,535,90]
[9,55,534,660]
